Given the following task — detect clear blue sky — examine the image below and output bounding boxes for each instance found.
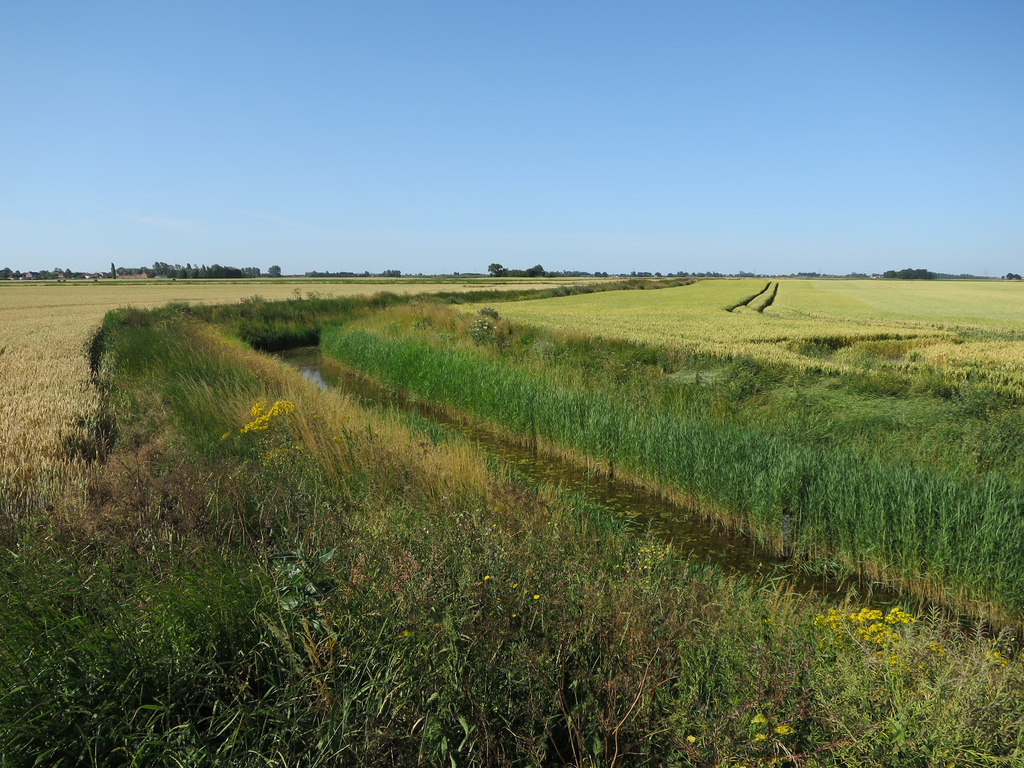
[3,1,1022,276]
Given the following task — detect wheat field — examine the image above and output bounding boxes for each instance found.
[488,278,1024,394]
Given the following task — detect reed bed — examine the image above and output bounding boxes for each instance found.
[321,320,1024,619]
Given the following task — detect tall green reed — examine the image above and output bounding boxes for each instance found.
[321,326,1024,616]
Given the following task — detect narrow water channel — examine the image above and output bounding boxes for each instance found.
[281,346,906,608]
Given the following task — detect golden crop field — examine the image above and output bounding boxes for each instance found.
[0,277,569,513]
[488,278,1024,394]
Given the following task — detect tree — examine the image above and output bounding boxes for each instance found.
[488,263,507,277]
[884,268,934,280]
[110,262,117,279]
[268,265,282,277]
[525,264,545,277]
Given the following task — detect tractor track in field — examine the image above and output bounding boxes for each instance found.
[751,281,779,312]
[725,281,777,312]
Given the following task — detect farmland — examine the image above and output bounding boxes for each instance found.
[485,278,1024,396]
[0,278,571,517]
[3,277,1024,766]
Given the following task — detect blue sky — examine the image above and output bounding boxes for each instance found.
[2,1,1022,276]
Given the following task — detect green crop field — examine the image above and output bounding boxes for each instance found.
[485,278,1024,396]
[772,279,1024,329]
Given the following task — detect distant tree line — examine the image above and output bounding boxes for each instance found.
[6,262,1016,283]
[141,262,271,279]
[486,264,703,278]
[487,263,548,277]
[306,270,366,277]
[304,269,404,277]
[0,267,87,280]
[883,268,935,280]
[0,262,287,280]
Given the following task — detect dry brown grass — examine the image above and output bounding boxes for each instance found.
[0,278,562,516]
[201,325,493,509]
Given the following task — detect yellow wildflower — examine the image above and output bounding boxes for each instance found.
[986,650,1008,667]
[241,399,296,434]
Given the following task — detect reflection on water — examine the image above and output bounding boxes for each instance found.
[281,346,904,607]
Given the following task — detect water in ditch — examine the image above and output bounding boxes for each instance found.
[280,346,912,609]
